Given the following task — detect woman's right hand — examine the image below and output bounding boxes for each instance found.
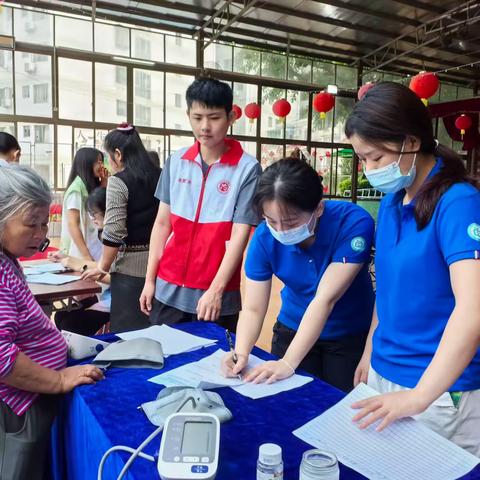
[139,280,156,315]
[48,251,66,263]
[220,351,248,378]
[58,365,104,393]
[353,349,371,387]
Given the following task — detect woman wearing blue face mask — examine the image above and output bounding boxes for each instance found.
[347,82,480,455]
[220,158,375,392]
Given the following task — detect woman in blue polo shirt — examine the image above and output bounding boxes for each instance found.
[347,82,480,455]
[221,158,375,392]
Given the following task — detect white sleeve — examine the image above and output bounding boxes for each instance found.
[64,191,83,211]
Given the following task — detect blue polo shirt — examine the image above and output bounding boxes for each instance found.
[245,200,375,340]
[372,158,480,391]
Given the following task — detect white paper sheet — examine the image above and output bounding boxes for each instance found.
[24,263,66,275]
[148,349,313,399]
[293,383,480,480]
[117,325,217,357]
[26,273,79,285]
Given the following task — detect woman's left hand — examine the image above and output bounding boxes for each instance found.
[196,288,222,321]
[243,360,294,384]
[351,389,430,431]
[81,267,105,282]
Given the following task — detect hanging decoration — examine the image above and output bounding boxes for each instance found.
[409,71,439,106]
[313,91,335,120]
[357,82,376,100]
[232,104,242,123]
[272,98,292,123]
[455,114,472,139]
[244,102,261,124]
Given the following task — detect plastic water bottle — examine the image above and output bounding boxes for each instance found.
[299,449,339,480]
[257,443,284,480]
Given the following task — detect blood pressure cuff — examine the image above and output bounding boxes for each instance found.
[140,387,232,426]
[92,338,164,369]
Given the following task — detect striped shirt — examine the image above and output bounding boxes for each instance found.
[0,253,67,415]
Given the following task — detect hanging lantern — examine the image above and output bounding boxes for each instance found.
[244,102,261,124]
[313,91,335,120]
[409,71,439,106]
[272,98,291,123]
[357,82,376,100]
[232,104,242,123]
[455,114,472,139]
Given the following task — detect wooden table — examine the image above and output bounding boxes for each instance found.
[22,260,102,303]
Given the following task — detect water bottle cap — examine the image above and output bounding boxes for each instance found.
[259,443,282,465]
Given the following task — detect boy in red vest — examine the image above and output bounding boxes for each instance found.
[140,77,261,331]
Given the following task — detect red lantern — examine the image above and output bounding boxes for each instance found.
[313,91,335,119]
[244,102,261,124]
[232,104,242,122]
[357,82,376,100]
[455,114,472,139]
[272,98,291,123]
[409,71,439,106]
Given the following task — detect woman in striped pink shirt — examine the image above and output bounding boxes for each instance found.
[0,165,104,480]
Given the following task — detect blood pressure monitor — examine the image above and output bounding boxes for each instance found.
[158,413,220,480]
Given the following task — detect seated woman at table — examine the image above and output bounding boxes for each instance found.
[60,147,108,262]
[53,187,111,336]
[221,159,375,392]
[346,82,480,455]
[0,165,104,480]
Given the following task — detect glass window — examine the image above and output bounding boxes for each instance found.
[336,149,354,197]
[239,141,257,159]
[336,65,356,89]
[165,35,196,66]
[311,147,334,194]
[204,42,232,71]
[74,128,94,150]
[18,123,54,186]
[288,56,312,83]
[94,23,130,56]
[14,10,53,46]
[233,47,260,76]
[0,50,13,114]
[361,71,381,83]
[95,63,127,123]
[165,73,194,130]
[170,134,194,155]
[140,133,165,166]
[440,83,457,102]
[313,61,335,86]
[0,6,12,36]
[262,52,286,79]
[232,82,258,137]
[260,144,283,169]
[15,52,52,117]
[115,66,127,84]
[95,129,109,151]
[437,118,453,149]
[59,58,92,121]
[55,16,93,51]
[132,30,164,62]
[457,87,473,100]
[261,87,285,139]
[57,125,73,189]
[286,90,308,141]
[134,69,164,127]
[0,122,14,135]
[333,97,355,143]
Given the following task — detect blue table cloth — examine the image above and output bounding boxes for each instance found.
[50,322,480,480]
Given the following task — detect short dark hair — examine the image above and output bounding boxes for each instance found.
[0,132,20,155]
[186,77,233,115]
[66,147,103,193]
[253,158,323,217]
[87,187,106,216]
[345,81,479,230]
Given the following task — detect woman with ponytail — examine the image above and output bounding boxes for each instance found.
[346,81,480,455]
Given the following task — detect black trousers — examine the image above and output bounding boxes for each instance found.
[149,299,239,333]
[55,296,109,336]
[110,273,151,333]
[271,321,367,392]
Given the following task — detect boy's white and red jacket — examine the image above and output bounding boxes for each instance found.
[157,139,260,292]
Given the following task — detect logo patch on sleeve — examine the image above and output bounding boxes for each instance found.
[467,223,480,241]
[351,236,366,252]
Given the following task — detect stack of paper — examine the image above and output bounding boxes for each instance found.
[117,325,217,357]
[148,349,313,399]
[26,273,79,285]
[23,263,66,275]
[293,383,480,480]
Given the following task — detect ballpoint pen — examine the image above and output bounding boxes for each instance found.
[225,329,242,380]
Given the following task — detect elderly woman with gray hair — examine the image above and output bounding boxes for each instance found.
[0,165,103,480]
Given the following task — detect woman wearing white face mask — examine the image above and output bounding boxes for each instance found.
[346,82,480,456]
[220,158,375,392]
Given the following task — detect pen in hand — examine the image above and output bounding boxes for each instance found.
[225,329,242,380]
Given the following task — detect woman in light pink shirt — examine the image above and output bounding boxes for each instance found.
[0,165,103,480]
